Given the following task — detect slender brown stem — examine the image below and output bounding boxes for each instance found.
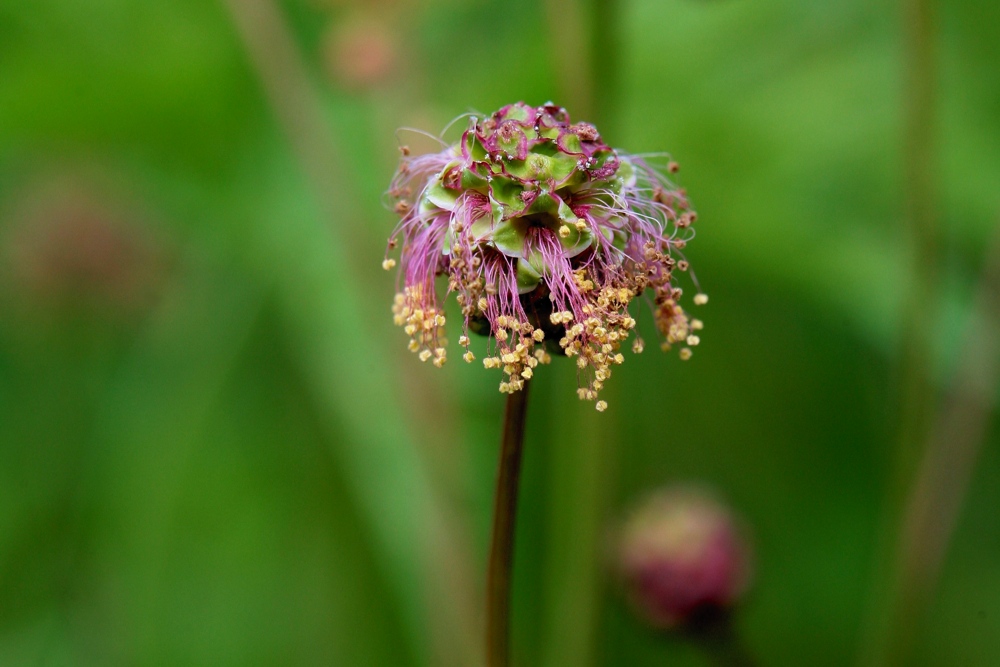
[486,382,532,667]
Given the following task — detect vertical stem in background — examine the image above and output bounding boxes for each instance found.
[541,0,619,126]
[863,0,938,663]
[894,0,939,493]
[590,0,620,129]
[222,2,478,665]
[487,383,532,667]
[887,226,1000,664]
[543,0,594,119]
[539,3,620,667]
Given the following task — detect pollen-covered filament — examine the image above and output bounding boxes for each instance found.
[480,314,551,394]
[393,286,448,368]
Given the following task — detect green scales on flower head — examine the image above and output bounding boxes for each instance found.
[385,102,706,410]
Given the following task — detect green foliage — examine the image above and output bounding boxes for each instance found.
[0,0,998,665]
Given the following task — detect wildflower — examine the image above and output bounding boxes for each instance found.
[385,102,706,407]
[616,486,752,630]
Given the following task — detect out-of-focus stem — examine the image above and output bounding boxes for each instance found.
[222,0,363,252]
[538,3,621,667]
[221,2,476,665]
[487,383,532,667]
[690,613,759,667]
[590,0,620,128]
[543,0,594,119]
[894,0,939,493]
[864,0,939,662]
[540,396,608,667]
[542,0,620,128]
[887,226,1000,662]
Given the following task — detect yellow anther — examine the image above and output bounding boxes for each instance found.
[693,293,709,306]
[418,349,432,362]
[686,335,700,346]
[521,368,533,379]
[595,400,608,412]
[463,351,475,363]
[478,297,488,311]
[382,258,396,270]
[575,218,587,231]
[679,347,693,360]
[558,225,571,238]
[408,340,420,352]
[532,329,544,342]
[459,335,470,346]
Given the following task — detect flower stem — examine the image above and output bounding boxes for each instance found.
[486,382,532,667]
[860,0,939,662]
[687,612,759,667]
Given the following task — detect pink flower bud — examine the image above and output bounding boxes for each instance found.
[617,486,752,630]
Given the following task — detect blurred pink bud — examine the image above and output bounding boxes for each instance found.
[617,486,752,630]
[6,183,165,313]
[323,16,399,91]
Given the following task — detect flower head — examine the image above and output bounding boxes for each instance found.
[385,102,705,407]
[616,486,752,630]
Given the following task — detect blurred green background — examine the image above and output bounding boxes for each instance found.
[1,0,998,665]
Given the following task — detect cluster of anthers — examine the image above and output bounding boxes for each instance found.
[385,102,706,411]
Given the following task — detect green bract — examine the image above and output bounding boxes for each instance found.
[418,102,628,293]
